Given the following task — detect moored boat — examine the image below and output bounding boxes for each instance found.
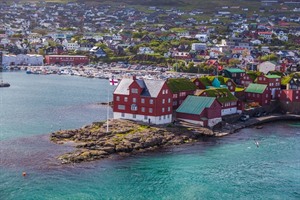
[0,81,10,87]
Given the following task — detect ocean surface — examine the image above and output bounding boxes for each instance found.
[1,71,300,200]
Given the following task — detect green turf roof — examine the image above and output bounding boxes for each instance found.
[235,87,245,92]
[281,76,292,85]
[167,78,197,93]
[207,76,231,85]
[245,83,267,94]
[225,68,245,73]
[265,75,281,79]
[267,71,285,77]
[247,71,262,81]
[202,88,238,103]
[176,96,216,115]
[198,77,212,86]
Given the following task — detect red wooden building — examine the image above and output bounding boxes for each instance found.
[195,88,239,116]
[240,74,254,87]
[256,75,281,99]
[176,96,222,127]
[276,89,300,103]
[244,83,271,106]
[166,78,197,109]
[192,76,236,93]
[45,55,89,65]
[276,89,300,113]
[113,76,173,125]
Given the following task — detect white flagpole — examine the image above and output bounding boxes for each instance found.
[106,88,109,133]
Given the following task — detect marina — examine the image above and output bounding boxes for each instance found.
[2,64,202,81]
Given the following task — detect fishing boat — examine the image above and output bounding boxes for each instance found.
[0,81,10,87]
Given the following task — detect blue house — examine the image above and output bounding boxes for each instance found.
[90,47,107,57]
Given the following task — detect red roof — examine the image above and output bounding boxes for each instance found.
[258,32,272,35]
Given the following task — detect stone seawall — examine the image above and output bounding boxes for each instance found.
[215,114,300,136]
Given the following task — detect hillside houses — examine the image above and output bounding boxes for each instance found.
[0,0,300,124]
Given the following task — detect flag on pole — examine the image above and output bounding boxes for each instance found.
[109,77,118,86]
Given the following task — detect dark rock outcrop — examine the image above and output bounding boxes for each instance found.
[51,119,214,164]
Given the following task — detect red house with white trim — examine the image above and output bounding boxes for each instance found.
[113,76,173,125]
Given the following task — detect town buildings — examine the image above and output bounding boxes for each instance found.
[2,54,43,66]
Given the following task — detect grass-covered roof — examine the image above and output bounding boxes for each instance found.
[198,77,212,86]
[267,71,285,77]
[247,71,262,82]
[281,76,292,85]
[199,88,238,103]
[167,78,197,93]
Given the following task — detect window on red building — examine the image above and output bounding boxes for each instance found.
[118,105,125,110]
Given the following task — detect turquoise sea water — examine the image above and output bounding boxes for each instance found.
[1,71,300,200]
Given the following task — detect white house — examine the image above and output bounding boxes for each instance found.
[195,34,208,42]
[257,61,276,74]
[191,43,207,51]
[2,54,44,66]
[62,40,80,51]
[138,47,154,55]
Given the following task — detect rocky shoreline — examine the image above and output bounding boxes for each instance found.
[51,114,300,164]
[50,119,214,164]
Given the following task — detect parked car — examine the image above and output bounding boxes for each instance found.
[240,115,250,122]
[254,112,261,117]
